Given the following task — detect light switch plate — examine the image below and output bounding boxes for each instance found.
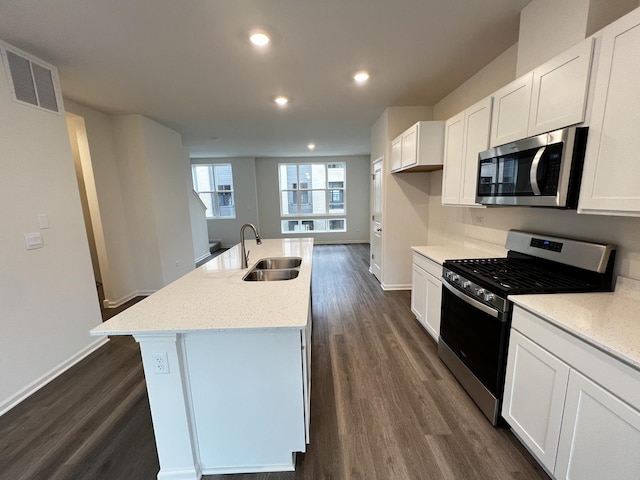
[25,232,44,250]
[38,214,49,229]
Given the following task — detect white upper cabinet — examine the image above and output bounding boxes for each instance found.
[490,37,594,148]
[528,38,594,136]
[578,8,640,217]
[442,97,492,206]
[490,73,533,147]
[441,112,465,205]
[391,121,445,173]
[390,135,402,172]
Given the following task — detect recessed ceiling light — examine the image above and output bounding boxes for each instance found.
[250,32,270,46]
[274,96,289,106]
[354,71,370,84]
[307,143,316,150]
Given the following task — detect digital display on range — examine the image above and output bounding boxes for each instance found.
[530,237,563,252]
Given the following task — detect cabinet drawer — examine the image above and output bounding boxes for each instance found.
[412,252,442,279]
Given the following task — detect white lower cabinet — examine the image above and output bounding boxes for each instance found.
[411,252,442,342]
[555,371,640,480]
[503,306,640,480]
[502,330,570,472]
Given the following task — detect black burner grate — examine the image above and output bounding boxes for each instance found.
[446,258,598,294]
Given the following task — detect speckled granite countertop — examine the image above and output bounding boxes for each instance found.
[411,241,507,265]
[91,238,313,336]
[510,276,640,370]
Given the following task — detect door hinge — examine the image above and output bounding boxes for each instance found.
[371,254,375,259]
[372,215,374,221]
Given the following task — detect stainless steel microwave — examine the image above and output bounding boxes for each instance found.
[476,126,588,208]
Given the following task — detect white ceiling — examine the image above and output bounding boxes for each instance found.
[0,0,530,158]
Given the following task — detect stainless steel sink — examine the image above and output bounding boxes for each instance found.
[253,257,302,270]
[243,269,300,282]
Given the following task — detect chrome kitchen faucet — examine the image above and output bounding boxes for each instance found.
[240,223,262,268]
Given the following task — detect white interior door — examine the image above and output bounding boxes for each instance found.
[371,159,383,281]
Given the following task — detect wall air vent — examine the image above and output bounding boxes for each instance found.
[1,45,62,115]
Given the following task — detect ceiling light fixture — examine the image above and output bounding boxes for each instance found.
[354,71,370,84]
[249,32,270,46]
[307,143,316,150]
[274,96,289,106]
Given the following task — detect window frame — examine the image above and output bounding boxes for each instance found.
[278,162,346,234]
[191,163,236,219]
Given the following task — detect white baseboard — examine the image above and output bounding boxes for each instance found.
[381,283,411,291]
[103,290,155,309]
[195,252,210,263]
[0,337,109,417]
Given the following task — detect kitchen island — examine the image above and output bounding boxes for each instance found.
[91,238,314,480]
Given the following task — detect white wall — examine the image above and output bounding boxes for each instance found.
[189,191,210,263]
[427,1,640,283]
[64,99,138,306]
[371,107,435,289]
[140,117,195,285]
[191,157,260,248]
[255,155,370,244]
[517,0,639,76]
[0,42,104,415]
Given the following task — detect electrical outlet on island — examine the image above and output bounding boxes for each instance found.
[152,352,170,374]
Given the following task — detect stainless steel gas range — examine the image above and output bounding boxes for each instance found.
[438,230,616,425]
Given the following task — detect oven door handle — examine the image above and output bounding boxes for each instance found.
[442,279,500,319]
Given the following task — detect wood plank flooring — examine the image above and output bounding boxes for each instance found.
[0,244,549,480]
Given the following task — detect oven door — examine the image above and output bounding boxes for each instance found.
[438,279,510,424]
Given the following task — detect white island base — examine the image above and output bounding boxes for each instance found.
[137,326,310,479]
[91,239,313,480]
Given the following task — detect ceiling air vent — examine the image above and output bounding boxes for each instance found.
[2,47,62,114]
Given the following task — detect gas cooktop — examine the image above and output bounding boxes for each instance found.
[443,230,616,299]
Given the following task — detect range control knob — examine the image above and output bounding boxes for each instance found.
[461,281,471,289]
[475,288,485,296]
[451,274,460,282]
[445,271,452,279]
[484,293,495,302]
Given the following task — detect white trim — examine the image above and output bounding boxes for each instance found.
[157,466,202,480]
[201,461,295,475]
[103,290,155,309]
[0,337,109,417]
[381,282,411,291]
[191,189,207,211]
[195,252,210,264]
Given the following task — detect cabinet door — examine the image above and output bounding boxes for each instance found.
[391,135,402,172]
[424,273,442,342]
[555,370,640,480]
[490,73,533,147]
[578,9,640,216]
[441,112,465,205]
[401,124,418,168]
[411,264,427,324]
[528,38,594,137]
[502,329,570,472]
[461,97,492,205]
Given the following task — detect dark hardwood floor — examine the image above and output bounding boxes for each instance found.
[0,244,549,480]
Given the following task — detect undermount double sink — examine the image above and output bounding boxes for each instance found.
[242,257,302,282]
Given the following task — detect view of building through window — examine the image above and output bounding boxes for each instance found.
[278,162,346,233]
[192,164,236,219]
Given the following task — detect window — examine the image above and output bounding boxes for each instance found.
[278,163,346,233]
[192,164,236,219]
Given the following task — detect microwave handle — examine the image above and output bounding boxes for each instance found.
[529,146,546,195]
